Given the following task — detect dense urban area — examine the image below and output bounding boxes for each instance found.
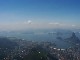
[0,32,80,60]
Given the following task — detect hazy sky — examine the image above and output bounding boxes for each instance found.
[0,0,80,30]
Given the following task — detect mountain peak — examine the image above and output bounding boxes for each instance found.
[65,32,80,44]
[71,32,76,38]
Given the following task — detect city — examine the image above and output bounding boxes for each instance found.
[0,0,80,60]
[0,32,80,60]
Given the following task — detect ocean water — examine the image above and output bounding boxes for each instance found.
[0,32,73,49]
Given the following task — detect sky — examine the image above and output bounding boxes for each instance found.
[0,0,80,30]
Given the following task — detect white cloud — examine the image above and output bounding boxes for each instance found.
[49,22,59,25]
[24,20,32,24]
[0,21,78,31]
[49,23,54,24]
[72,25,76,27]
[49,22,63,26]
[54,22,60,25]
[27,20,32,24]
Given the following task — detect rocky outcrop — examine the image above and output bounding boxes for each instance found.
[65,32,80,44]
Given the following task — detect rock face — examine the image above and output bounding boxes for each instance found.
[65,32,80,44]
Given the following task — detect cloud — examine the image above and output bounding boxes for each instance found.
[48,23,53,24]
[49,22,59,25]
[54,22,60,25]
[0,21,78,31]
[49,22,62,25]
[72,25,76,27]
[27,20,32,24]
[24,20,32,24]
